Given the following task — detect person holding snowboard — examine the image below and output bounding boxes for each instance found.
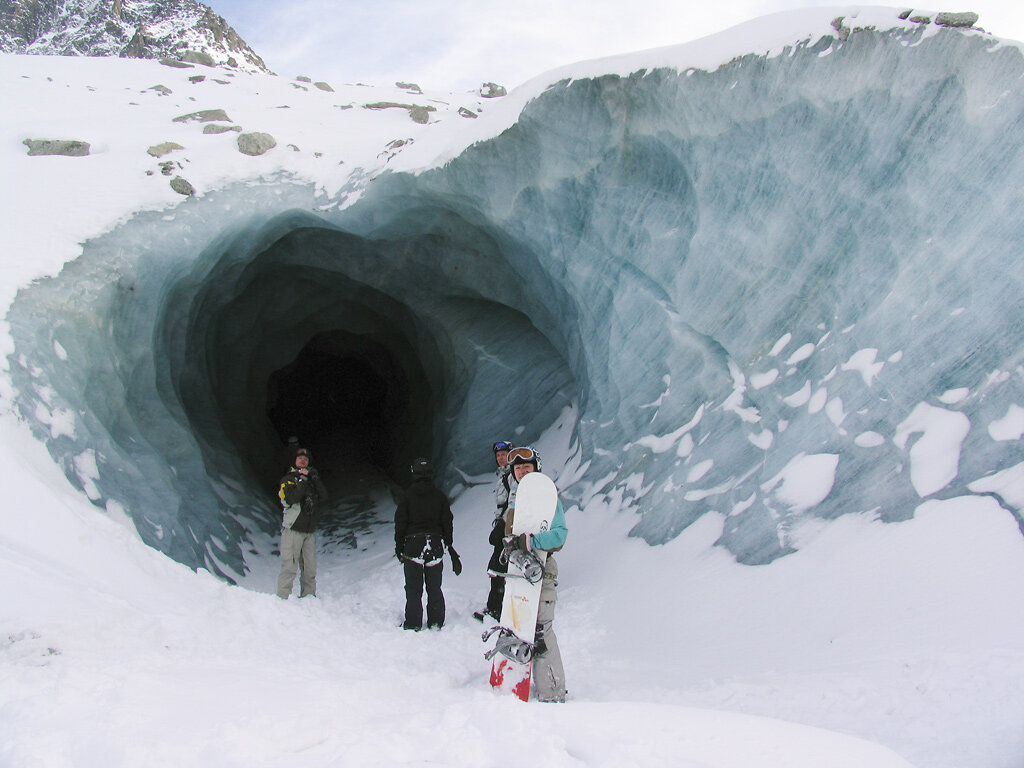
[394,457,462,630]
[474,440,514,622]
[277,446,328,599]
[506,446,568,702]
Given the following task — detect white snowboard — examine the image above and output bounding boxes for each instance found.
[487,470,557,701]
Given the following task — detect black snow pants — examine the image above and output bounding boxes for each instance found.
[403,533,445,629]
[485,541,506,617]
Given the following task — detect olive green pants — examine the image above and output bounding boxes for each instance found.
[277,528,317,598]
[534,556,566,702]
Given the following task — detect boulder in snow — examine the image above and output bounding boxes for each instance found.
[203,124,242,134]
[170,176,195,196]
[180,50,215,67]
[936,11,979,27]
[147,142,185,158]
[237,132,277,156]
[22,139,90,157]
[173,109,232,124]
[479,82,507,98]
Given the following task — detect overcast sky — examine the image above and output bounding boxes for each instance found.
[204,1,1024,91]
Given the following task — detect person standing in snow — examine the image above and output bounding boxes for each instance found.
[394,457,461,630]
[276,446,328,599]
[505,445,568,702]
[474,440,514,622]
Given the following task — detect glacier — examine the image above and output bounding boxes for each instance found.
[6,13,1024,578]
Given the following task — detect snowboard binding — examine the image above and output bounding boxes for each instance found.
[500,538,544,584]
[482,625,535,664]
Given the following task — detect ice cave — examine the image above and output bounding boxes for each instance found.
[7,21,1024,579]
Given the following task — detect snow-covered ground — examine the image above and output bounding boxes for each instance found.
[3,8,1024,767]
[3,407,1024,767]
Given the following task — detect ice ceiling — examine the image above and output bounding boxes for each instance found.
[8,25,1024,578]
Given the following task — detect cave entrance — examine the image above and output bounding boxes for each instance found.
[263,329,429,489]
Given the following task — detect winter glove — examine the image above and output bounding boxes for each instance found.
[448,546,463,576]
[514,533,532,552]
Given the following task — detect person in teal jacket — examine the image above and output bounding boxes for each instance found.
[506,445,568,702]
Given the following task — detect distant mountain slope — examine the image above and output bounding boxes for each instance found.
[0,0,271,73]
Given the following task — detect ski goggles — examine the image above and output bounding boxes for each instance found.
[507,446,538,464]
[492,441,513,453]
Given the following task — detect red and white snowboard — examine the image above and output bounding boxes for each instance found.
[487,471,557,701]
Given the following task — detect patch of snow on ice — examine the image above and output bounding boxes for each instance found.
[938,388,969,404]
[785,343,815,366]
[762,453,839,513]
[855,432,886,448]
[751,369,780,389]
[989,404,1024,441]
[841,348,884,386]
[894,403,971,497]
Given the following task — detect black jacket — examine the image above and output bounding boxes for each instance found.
[279,467,328,534]
[394,478,454,549]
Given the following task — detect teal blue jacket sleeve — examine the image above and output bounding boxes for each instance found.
[530,497,567,551]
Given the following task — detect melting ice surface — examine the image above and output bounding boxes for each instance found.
[7,13,1024,578]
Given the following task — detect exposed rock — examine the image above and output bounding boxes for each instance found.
[23,139,90,157]
[173,108,231,123]
[479,82,507,98]
[296,75,312,83]
[291,83,308,91]
[936,12,979,28]
[287,144,300,152]
[147,84,173,95]
[237,132,277,156]
[458,107,479,119]
[897,9,912,19]
[188,75,206,83]
[170,176,195,196]
[180,50,214,67]
[147,142,185,158]
[909,15,932,24]
[159,58,194,69]
[409,106,431,124]
[0,0,272,75]
[831,16,850,41]
[314,81,334,92]
[158,160,178,176]
[202,123,242,134]
[364,102,437,123]
[396,81,422,94]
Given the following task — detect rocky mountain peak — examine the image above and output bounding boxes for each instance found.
[0,0,272,74]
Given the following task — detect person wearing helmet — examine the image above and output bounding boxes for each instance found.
[276,446,328,599]
[394,457,461,630]
[505,445,568,703]
[474,440,514,622]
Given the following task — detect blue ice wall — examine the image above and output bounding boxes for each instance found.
[8,23,1024,575]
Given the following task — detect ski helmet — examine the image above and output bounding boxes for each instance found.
[410,457,433,477]
[294,446,312,462]
[492,440,514,454]
[507,445,540,472]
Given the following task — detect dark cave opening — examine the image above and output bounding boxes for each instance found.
[264,330,426,486]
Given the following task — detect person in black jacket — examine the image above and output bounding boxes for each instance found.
[394,457,461,630]
[276,447,328,599]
